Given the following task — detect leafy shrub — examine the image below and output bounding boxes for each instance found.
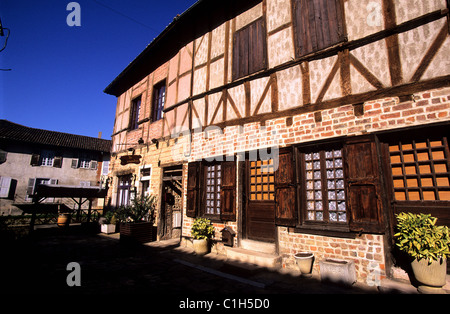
[115,195,156,223]
[191,217,215,240]
[394,212,450,263]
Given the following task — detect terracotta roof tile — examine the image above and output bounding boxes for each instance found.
[0,120,111,153]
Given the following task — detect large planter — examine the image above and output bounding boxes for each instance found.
[193,239,210,255]
[294,252,314,277]
[120,222,153,244]
[411,257,447,293]
[101,224,116,234]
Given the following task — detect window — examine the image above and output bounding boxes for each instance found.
[389,137,450,201]
[302,148,347,223]
[140,166,151,198]
[129,96,141,130]
[292,0,345,57]
[152,81,166,121]
[232,18,267,80]
[205,163,221,216]
[72,153,98,170]
[117,175,132,207]
[186,160,236,221]
[40,150,55,166]
[249,160,275,201]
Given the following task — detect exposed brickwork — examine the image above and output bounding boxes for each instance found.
[278,228,386,283]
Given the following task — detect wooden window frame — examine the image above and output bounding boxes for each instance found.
[232,17,268,81]
[388,136,450,202]
[203,161,222,219]
[129,96,141,130]
[297,144,349,228]
[248,159,275,201]
[117,174,132,207]
[186,159,236,222]
[152,81,166,122]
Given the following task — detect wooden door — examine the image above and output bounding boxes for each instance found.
[245,159,276,242]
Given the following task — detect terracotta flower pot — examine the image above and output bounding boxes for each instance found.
[57,213,71,228]
[294,252,314,276]
[411,257,447,293]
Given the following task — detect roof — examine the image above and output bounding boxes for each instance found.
[104,0,261,96]
[0,120,111,153]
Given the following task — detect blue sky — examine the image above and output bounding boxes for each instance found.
[0,0,195,139]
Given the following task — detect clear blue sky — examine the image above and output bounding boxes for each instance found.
[0,0,195,139]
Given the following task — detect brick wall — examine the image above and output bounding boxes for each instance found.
[179,86,450,282]
[278,227,386,283]
[189,86,450,161]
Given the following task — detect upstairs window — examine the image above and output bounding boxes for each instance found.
[232,18,267,80]
[129,96,141,130]
[40,150,55,166]
[292,0,345,57]
[152,81,166,122]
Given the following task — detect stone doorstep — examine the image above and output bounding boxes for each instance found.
[225,246,282,269]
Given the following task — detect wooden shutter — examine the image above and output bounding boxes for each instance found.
[90,160,98,170]
[53,156,63,168]
[27,178,36,196]
[344,136,384,233]
[293,0,345,57]
[71,158,79,168]
[186,162,201,218]
[220,160,236,221]
[232,18,267,80]
[30,153,40,166]
[274,147,298,226]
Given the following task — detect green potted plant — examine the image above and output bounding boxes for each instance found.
[191,217,215,255]
[117,195,156,244]
[100,210,117,234]
[394,212,450,293]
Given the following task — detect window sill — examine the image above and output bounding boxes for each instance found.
[288,224,358,239]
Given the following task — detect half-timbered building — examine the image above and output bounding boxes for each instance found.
[104,0,450,284]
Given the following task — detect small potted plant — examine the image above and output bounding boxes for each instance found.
[394,212,450,293]
[191,217,215,255]
[116,195,156,244]
[100,210,117,234]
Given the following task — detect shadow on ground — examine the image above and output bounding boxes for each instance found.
[1,225,390,298]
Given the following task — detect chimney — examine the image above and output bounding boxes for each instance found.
[98,132,102,139]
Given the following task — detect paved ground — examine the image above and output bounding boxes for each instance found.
[1,225,430,308]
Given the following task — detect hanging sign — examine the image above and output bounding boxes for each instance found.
[120,155,142,165]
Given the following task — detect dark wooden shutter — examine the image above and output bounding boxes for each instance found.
[248,18,267,75]
[186,162,201,218]
[53,156,63,168]
[220,160,236,221]
[30,153,40,166]
[344,136,384,233]
[293,0,345,57]
[232,18,267,80]
[274,147,297,226]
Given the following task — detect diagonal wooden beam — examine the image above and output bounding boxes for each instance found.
[411,23,448,82]
[349,53,384,89]
[252,78,272,116]
[316,57,340,103]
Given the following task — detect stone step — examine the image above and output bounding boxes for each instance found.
[240,239,276,255]
[225,247,282,269]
